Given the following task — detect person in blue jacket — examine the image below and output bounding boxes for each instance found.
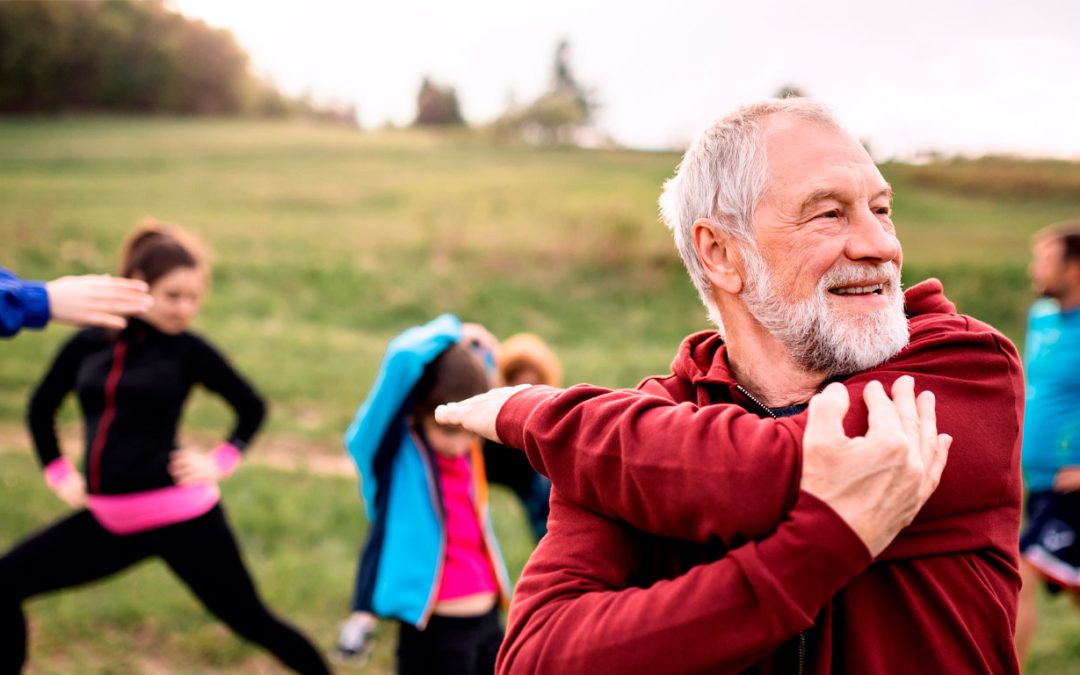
[338,314,511,674]
[1,268,151,337]
[1016,220,1080,665]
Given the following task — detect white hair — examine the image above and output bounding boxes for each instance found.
[658,98,844,330]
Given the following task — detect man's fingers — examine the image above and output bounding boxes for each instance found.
[926,433,952,493]
[434,401,462,426]
[804,382,850,447]
[916,390,938,465]
[435,385,532,443]
[863,379,903,442]
[890,376,919,443]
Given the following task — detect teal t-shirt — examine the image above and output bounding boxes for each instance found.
[1022,299,1080,491]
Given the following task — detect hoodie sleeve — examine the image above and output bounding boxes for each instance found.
[498,383,803,545]
[497,489,871,675]
[1,268,50,337]
[192,334,266,450]
[496,315,1023,558]
[27,331,90,467]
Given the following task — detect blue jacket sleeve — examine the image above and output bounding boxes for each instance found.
[344,314,463,515]
[1,268,50,337]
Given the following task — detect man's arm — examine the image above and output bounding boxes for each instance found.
[440,319,1016,549]
[497,489,872,675]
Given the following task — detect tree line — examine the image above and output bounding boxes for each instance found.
[0,0,334,119]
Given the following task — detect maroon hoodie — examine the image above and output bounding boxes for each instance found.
[494,280,1023,674]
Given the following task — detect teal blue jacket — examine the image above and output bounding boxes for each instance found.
[345,314,510,628]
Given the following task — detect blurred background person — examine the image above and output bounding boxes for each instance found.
[0,221,330,674]
[1,268,152,338]
[338,315,510,672]
[336,324,558,665]
[1017,220,1080,666]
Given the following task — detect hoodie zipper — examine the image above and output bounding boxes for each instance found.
[734,384,807,675]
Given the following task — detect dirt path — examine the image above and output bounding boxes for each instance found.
[0,423,355,477]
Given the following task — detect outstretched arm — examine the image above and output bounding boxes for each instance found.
[494,380,949,673]
[437,329,986,547]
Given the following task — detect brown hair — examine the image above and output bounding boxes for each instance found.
[1035,220,1080,265]
[498,333,563,387]
[119,219,207,286]
[412,343,490,419]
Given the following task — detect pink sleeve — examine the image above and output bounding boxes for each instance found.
[212,442,243,477]
[44,456,75,490]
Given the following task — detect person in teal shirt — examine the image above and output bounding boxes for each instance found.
[1017,220,1080,665]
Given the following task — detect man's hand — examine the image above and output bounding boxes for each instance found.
[51,471,87,509]
[168,449,222,485]
[801,376,951,557]
[434,384,535,444]
[1053,467,1080,493]
[45,274,153,330]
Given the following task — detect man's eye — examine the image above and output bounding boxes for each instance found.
[818,210,840,219]
[874,206,892,216]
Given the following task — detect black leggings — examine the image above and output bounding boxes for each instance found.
[0,504,329,674]
[397,608,504,675]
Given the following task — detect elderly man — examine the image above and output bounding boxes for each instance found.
[1015,221,1080,665]
[438,99,1023,673]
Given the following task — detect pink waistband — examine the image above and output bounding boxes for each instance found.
[87,483,221,535]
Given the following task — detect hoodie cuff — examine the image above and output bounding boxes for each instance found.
[44,457,76,490]
[21,281,50,329]
[212,443,243,477]
[495,385,562,450]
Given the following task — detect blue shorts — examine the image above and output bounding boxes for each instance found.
[1020,490,1080,591]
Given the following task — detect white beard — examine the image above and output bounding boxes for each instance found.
[739,247,909,377]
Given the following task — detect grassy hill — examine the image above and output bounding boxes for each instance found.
[1,117,1079,672]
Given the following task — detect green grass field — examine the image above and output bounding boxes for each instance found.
[1,117,1079,672]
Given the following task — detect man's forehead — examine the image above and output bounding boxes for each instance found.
[759,116,886,197]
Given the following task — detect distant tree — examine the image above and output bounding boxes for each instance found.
[414,77,464,126]
[493,39,597,145]
[0,0,346,121]
[774,84,807,99]
[551,39,595,124]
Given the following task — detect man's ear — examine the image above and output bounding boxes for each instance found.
[692,218,745,294]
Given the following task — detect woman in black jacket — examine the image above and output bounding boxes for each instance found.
[2,221,329,674]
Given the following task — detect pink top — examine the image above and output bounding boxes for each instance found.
[43,444,242,536]
[434,453,498,601]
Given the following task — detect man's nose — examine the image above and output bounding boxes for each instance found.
[845,208,901,263]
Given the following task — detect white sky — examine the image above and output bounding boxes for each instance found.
[174,0,1080,159]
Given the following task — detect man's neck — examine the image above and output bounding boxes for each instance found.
[723,323,824,408]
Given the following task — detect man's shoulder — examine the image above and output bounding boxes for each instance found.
[635,372,697,403]
[900,308,1021,384]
